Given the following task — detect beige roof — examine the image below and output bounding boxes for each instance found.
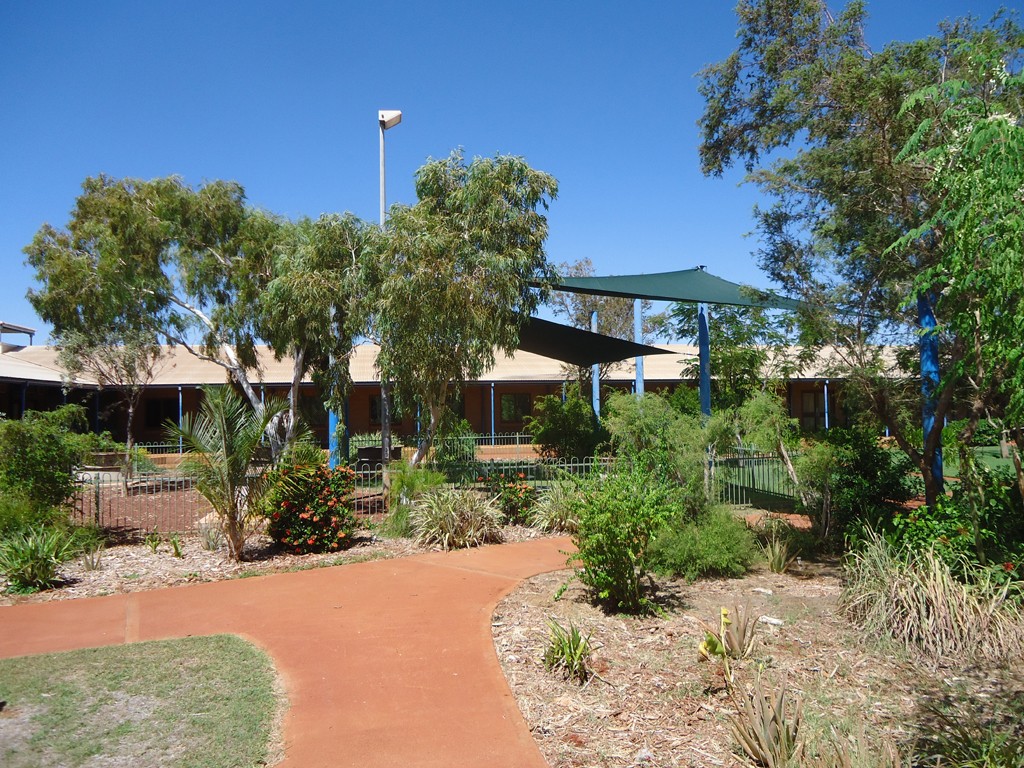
[1,342,894,388]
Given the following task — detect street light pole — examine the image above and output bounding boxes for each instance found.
[378,110,401,483]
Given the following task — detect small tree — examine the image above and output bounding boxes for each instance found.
[524,384,607,460]
[167,386,285,561]
[56,328,163,478]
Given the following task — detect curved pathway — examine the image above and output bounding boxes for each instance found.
[0,536,573,767]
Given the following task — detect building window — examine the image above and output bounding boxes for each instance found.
[145,398,178,430]
[369,395,381,425]
[500,393,532,423]
[800,390,825,431]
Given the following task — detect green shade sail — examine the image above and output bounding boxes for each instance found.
[550,268,802,310]
[518,317,673,367]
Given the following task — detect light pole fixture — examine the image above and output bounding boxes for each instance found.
[378,109,401,479]
[379,110,401,225]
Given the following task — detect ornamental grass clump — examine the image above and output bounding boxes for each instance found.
[730,677,803,768]
[840,530,1024,665]
[264,464,357,554]
[0,526,79,592]
[531,481,580,534]
[411,487,503,550]
[543,618,594,684]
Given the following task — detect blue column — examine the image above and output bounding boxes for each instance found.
[698,302,711,417]
[591,310,601,418]
[823,379,830,430]
[918,294,943,493]
[490,383,496,444]
[177,386,183,454]
[328,409,339,469]
[634,298,644,395]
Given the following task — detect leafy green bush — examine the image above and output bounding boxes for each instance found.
[482,470,537,524]
[411,487,503,550]
[264,464,357,554]
[0,488,62,537]
[531,481,580,534]
[0,526,79,592]
[0,405,90,510]
[567,466,680,613]
[524,384,607,460]
[649,507,757,582]
[798,426,913,542]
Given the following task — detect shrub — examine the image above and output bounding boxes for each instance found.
[567,466,680,613]
[411,488,503,550]
[531,481,580,534]
[0,405,90,510]
[0,488,62,537]
[543,619,594,684]
[482,471,537,524]
[264,464,358,554]
[649,507,757,582]
[840,531,1024,665]
[381,463,447,538]
[0,526,79,592]
[524,384,607,460]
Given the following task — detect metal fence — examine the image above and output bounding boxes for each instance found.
[71,440,799,535]
[713,449,799,511]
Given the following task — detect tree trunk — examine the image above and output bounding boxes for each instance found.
[410,402,443,468]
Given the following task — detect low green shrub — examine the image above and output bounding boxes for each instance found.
[0,488,61,537]
[411,488,503,550]
[264,464,357,554]
[567,466,680,613]
[543,618,594,684]
[0,405,90,510]
[531,481,580,534]
[524,384,607,460]
[482,470,537,524]
[649,507,757,582]
[0,526,79,592]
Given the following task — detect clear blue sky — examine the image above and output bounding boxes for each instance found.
[0,1,1012,342]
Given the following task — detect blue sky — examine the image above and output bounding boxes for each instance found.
[0,1,1012,343]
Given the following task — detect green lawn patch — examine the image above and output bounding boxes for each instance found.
[0,634,282,768]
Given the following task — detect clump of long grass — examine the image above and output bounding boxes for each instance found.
[840,531,1024,665]
[410,488,503,550]
[531,481,580,534]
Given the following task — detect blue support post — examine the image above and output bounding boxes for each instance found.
[823,379,830,430]
[490,382,496,444]
[918,294,943,493]
[698,302,711,417]
[591,310,601,418]
[177,386,183,454]
[634,298,644,395]
[328,409,339,469]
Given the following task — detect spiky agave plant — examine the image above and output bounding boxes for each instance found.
[167,386,287,561]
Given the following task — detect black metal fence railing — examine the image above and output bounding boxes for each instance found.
[713,449,799,511]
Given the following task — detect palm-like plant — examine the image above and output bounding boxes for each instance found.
[167,386,286,561]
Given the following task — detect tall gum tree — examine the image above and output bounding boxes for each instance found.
[25,175,296,454]
[697,0,1023,507]
[365,151,558,467]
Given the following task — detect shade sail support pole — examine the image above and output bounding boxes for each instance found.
[634,298,644,395]
[698,302,711,417]
[591,311,601,417]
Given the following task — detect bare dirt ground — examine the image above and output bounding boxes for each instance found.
[493,560,1024,768]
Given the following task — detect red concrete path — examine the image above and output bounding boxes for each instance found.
[0,537,573,767]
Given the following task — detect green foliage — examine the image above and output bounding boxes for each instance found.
[410,487,503,550]
[911,686,1024,768]
[666,384,701,417]
[264,464,357,554]
[840,531,1024,665]
[0,405,89,511]
[543,619,594,684]
[603,391,717,516]
[761,532,798,575]
[367,151,558,463]
[145,529,161,554]
[168,386,287,561]
[482,470,537,525]
[566,466,680,613]
[649,507,758,582]
[0,489,62,538]
[886,466,1024,581]
[531,481,581,534]
[381,462,447,538]
[797,427,914,542]
[0,526,79,592]
[524,383,607,460]
[730,677,803,768]
[430,416,477,471]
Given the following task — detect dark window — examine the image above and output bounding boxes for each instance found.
[145,398,178,430]
[500,393,531,423]
[369,395,382,425]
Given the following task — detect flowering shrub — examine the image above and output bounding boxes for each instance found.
[481,470,537,525]
[264,464,357,554]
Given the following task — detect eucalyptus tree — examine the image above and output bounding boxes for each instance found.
[24,175,301,455]
[697,0,1023,506]
[366,151,558,466]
